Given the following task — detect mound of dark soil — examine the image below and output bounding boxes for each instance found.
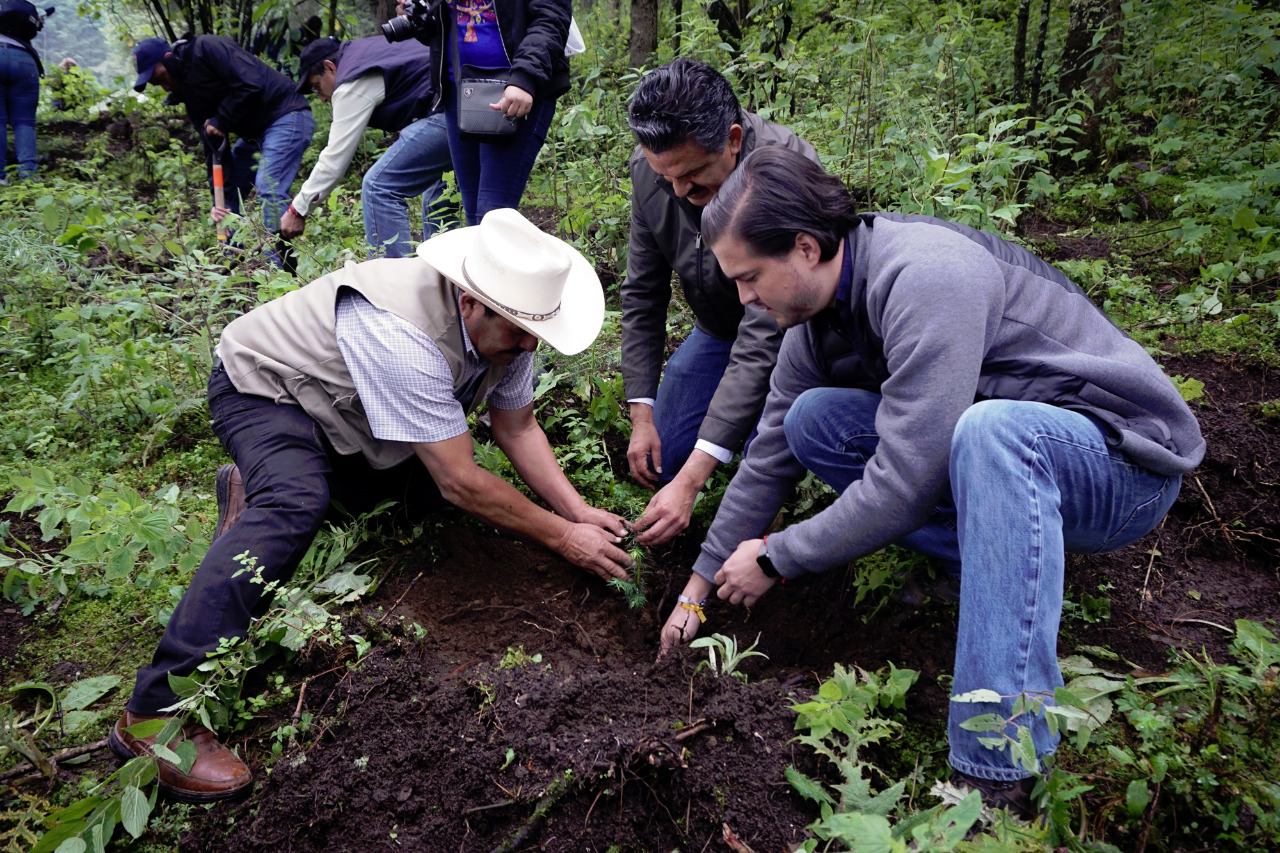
[162,353,1280,850]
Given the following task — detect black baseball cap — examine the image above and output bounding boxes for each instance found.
[132,37,171,91]
[296,37,341,94]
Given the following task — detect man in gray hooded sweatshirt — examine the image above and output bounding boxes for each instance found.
[661,147,1204,818]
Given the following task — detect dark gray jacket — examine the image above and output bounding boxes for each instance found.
[335,37,436,132]
[691,213,1206,582]
[621,112,816,452]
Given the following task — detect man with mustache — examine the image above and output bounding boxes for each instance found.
[621,58,817,546]
[109,209,633,803]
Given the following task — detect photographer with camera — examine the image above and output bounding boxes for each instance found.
[0,1,51,182]
[383,0,572,225]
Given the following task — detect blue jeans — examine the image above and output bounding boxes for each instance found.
[217,109,315,235]
[784,390,1180,781]
[0,45,39,179]
[651,327,736,483]
[784,388,962,572]
[129,365,447,713]
[362,112,453,258]
[442,81,557,225]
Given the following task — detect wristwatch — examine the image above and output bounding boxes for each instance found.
[756,536,780,579]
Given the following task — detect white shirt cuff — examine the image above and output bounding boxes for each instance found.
[694,439,732,464]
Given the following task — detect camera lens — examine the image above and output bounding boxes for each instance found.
[381,15,415,42]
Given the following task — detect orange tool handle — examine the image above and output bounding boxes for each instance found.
[211,147,228,243]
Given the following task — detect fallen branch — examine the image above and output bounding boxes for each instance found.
[489,773,572,853]
[1170,617,1233,634]
[377,572,423,626]
[0,737,108,782]
[461,799,515,815]
[1139,518,1167,609]
[722,823,759,853]
[674,719,715,742]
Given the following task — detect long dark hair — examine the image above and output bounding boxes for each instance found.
[702,146,859,261]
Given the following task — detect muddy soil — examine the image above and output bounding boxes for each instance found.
[168,350,1280,853]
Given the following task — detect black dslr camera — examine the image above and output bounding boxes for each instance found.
[381,0,443,43]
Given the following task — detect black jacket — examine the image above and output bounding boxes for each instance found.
[620,112,817,453]
[417,0,571,108]
[168,35,310,139]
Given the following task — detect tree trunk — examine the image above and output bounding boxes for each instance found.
[1059,0,1122,104]
[673,0,682,55]
[1059,0,1123,162]
[1013,0,1031,103]
[628,0,658,69]
[1028,0,1051,114]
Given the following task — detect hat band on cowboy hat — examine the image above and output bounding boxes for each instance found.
[461,259,561,322]
[418,209,604,355]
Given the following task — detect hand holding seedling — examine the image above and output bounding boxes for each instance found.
[557,519,632,582]
[632,449,718,545]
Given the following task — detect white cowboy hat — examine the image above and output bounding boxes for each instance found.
[417,209,604,355]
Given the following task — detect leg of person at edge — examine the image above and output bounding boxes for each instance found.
[618,58,819,548]
[280,35,455,258]
[131,35,314,268]
[660,146,1205,818]
[0,1,49,182]
[409,0,571,225]
[109,209,633,803]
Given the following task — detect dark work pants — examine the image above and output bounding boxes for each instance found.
[129,365,447,713]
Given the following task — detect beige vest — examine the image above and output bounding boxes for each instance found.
[220,257,508,469]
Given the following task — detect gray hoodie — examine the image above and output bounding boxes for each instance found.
[691,213,1205,582]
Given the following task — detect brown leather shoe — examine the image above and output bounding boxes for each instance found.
[215,464,245,540]
[109,711,253,803]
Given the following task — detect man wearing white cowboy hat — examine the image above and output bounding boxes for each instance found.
[109,209,632,803]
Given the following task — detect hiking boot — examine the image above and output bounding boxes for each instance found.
[952,770,1040,820]
[109,711,253,803]
[214,464,245,540]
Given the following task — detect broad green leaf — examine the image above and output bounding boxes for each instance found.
[312,568,374,604]
[172,739,198,773]
[785,765,835,805]
[951,688,1002,703]
[167,673,203,698]
[958,713,1003,732]
[813,812,893,852]
[62,710,99,733]
[62,675,121,711]
[11,680,57,702]
[103,548,137,582]
[1231,207,1260,231]
[1126,779,1151,816]
[48,796,103,823]
[120,785,151,839]
[122,718,166,738]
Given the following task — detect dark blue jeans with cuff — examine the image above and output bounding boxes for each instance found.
[128,364,446,714]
